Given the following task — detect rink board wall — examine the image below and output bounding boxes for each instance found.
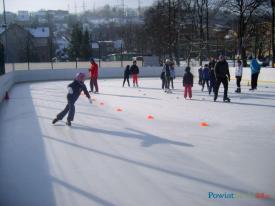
[1,66,275,102]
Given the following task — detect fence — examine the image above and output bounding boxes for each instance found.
[4,60,144,73]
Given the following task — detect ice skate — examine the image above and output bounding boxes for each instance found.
[52,118,59,124]
[66,120,71,126]
[223,97,231,102]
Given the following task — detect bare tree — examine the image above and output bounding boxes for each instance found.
[226,0,269,65]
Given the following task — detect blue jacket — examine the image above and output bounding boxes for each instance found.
[202,67,210,80]
[250,59,261,74]
[67,80,90,103]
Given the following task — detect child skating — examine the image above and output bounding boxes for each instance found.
[123,65,131,87]
[183,66,194,99]
[130,60,139,87]
[235,59,243,93]
[52,73,92,126]
[201,64,210,92]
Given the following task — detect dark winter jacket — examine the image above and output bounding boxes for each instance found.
[124,66,131,77]
[214,60,230,80]
[198,67,203,79]
[163,64,170,77]
[202,67,210,80]
[130,65,139,75]
[67,80,90,103]
[183,72,194,87]
[209,60,216,70]
[160,71,165,80]
[209,69,216,83]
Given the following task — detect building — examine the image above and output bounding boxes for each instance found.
[17,11,30,22]
[0,24,50,62]
[26,27,50,61]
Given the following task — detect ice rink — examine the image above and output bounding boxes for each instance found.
[0,78,275,206]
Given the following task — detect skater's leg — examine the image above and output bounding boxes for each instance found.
[91,79,94,92]
[184,86,187,98]
[94,78,99,92]
[136,75,139,86]
[214,79,222,100]
[251,74,256,89]
[123,77,126,87]
[202,80,205,91]
[188,86,192,98]
[255,72,259,89]
[67,102,75,122]
[90,79,93,92]
[127,77,130,86]
[206,80,210,91]
[221,78,229,100]
[165,77,170,89]
[56,104,70,120]
[171,79,174,89]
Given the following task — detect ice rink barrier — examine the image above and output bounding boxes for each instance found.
[1,66,275,102]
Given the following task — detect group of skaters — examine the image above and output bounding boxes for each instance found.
[122,60,140,87]
[196,55,231,102]
[52,55,262,126]
[160,59,176,93]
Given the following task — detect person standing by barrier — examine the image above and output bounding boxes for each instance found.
[0,42,5,75]
[170,61,176,89]
[235,59,243,93]
[208,57,216,95]
[183,66,193,99]
[123,65,131,87]
[214,55,231,102]
[250,58,261,90]
[89,58,99,93]
[209,66,216,95]
[198,66,203,85]
[209,57,216,71]
[201,64,210,92]
[163,59,172,93]
[160,67,166,90]
[130,60,139,87]
[52,73,92,126]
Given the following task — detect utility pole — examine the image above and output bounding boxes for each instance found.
[272,0,275,67]
[138,0,141,17]
[74,1,77,14]
[2,0,8,64]
[168,0,172,59]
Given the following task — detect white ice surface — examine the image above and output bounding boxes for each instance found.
[0,78,275,206]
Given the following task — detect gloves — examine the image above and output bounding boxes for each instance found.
[89,98,93,104]
[67,87,73,94]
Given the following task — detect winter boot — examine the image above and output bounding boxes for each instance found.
[214,95,217,102]
[66,120,72,126]
[223,97,231,102]
[52,118,59,124]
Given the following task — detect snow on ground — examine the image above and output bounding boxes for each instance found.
[0,78,275,206]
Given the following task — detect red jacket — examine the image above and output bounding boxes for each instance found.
[89,63,98,79]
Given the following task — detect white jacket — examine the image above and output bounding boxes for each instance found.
[235,64,243,77]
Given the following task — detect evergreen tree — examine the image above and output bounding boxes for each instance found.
[80,29,92,60]
[68,24,82,60]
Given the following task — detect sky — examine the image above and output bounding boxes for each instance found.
[1,0,155,13]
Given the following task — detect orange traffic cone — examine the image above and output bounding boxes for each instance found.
[147,115,154,120]
[199,122,209,127]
